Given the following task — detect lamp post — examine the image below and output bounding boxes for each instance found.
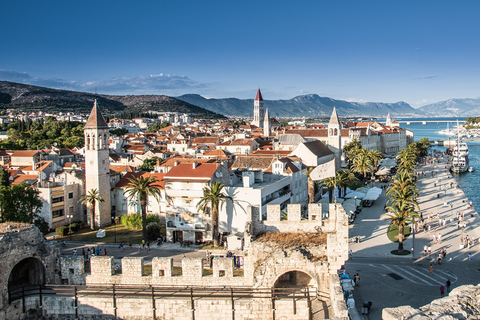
[112,216,117,243]
[66,214,73,241]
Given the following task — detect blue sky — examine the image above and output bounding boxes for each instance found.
[1,1,480,107]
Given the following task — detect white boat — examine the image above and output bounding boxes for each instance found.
[422,121,427,125]
[406,122,411,125]
[468,167,475,172]
[450,120,469,174]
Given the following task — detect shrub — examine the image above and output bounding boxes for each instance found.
[34,216,49,234]
[56,226,68,237]
[70,223,80,232]
[146,222,161,240]
[120,214,161,230]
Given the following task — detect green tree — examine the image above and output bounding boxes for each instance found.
[139,157,160,172]
[382,202,419,253]
[79,188,104,230]
[322,176,337,203]
[352,152,373,180]
[0,183,43,223]
[124,175,163,241]
[336,170,358,198]
[343,138,362,166]
[368,149,384,172]
[196,182,232,247]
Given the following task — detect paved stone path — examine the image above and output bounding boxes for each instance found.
[349,155,480,261]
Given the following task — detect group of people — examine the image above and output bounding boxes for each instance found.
[77,247,108,260]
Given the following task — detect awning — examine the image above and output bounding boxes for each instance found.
[375,166,391,176]
[363,187,382,201]
[345,191,366,199]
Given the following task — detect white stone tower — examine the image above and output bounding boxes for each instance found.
[252,87,264,128]
[386,113,392,126]
[263,108,271,136]
[84,100,111,227]
[327,107,342,170]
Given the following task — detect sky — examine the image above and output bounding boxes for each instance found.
[1,1,480,108]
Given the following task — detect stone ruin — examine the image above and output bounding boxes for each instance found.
[1,203,351,320]
[383,283,480,319]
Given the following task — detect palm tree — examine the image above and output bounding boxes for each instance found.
[343,138,362,167]
[197,182,232,247]
[352,152,373,180]
[79,188,104,230]
[369,149,384,172]
[382,201,419,253]
[124,175,163,241]
[322,176,337,203]
[303,167,316,203]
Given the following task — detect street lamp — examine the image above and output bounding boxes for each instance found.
[66,214,73,241]
[112,216,117,243]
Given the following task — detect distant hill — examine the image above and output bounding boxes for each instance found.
[177,93,424,118]
[418,98,480,116]
[0,81,226,119]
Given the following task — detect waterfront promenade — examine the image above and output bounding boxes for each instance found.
[349,155,480,261]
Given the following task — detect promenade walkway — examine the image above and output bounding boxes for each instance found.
[349,155,480,261]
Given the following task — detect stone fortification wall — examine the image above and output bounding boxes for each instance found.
[86,256,249,287]
[6,292,310,320]
[60,256,85,285]
[0,224,60,311]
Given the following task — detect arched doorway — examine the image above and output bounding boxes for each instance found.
[274,270,315,289]
[8,257,45,303]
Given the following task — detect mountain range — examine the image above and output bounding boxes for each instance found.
[0,80,478,118]
[0,81,225,119]
[177,94,424,118]
[417,98,480,117]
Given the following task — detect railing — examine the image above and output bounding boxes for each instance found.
[9,284,315,319]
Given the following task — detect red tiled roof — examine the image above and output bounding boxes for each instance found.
[11,150,40,158]
[84,100,108,129]
[255,88,263,101]
[164,163,219,180]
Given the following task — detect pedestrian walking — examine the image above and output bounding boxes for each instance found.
[411,247,414,256]
[446,279,451,294]
[129,242,132,251]
[440,285,445,297]
[119,242,124,251]
[73,248,77,256]
[424,245,427,256]
[353,273,360,287]
[429,264,433,274]
[468,252,472,260]
[146,242,150,251]
[348,250,353,260]
[428,246,432,256]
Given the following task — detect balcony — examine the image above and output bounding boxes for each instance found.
[165,189,203,198]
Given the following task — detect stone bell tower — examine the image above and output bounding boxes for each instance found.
[252,87,264,128]
[84,100,111,227]
[327,107,342,170]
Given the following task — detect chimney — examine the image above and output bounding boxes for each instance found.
[192,161,199,169]
[174,161,180,166]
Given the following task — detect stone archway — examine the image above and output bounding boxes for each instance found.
[274,270,316,289]
[8,257,45,303]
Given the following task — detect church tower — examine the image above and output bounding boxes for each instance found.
[84,100,111,227]
[327,107,342,170]
[263,108,271,136]
[252,87,264,128]
[386,113,392,126]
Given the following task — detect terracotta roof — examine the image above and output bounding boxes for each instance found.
[63,162,85,169]
[158,157,214,168]
[252,150,291,157]
[231,156,275,171]
[218,139,255,146]
[11,150,40,158]
[192,137,219,145]
[284,129,328,138]
[164,163,220,180]
[84,100,108,129]
[12,174,38,185]
[110,165,137,173]
[255,88,263,101]
[115,172,166,189]
[203,149,231,157]
[35,161,52,172]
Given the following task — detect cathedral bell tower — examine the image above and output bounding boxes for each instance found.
[252,87,264,128]
[84,100,111,227]
[327,107,342,170]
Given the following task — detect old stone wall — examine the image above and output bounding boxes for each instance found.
[86,256,248,287]
[0,224,60,311]
[60,256,85,285]
[5,293,310,320]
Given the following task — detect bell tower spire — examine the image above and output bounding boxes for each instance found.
[252,87,264,128]
[84,99,111,228]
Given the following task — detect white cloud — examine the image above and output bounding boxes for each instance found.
[0,69,207,94]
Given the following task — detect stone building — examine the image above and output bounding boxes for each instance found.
[84,100,112,227]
